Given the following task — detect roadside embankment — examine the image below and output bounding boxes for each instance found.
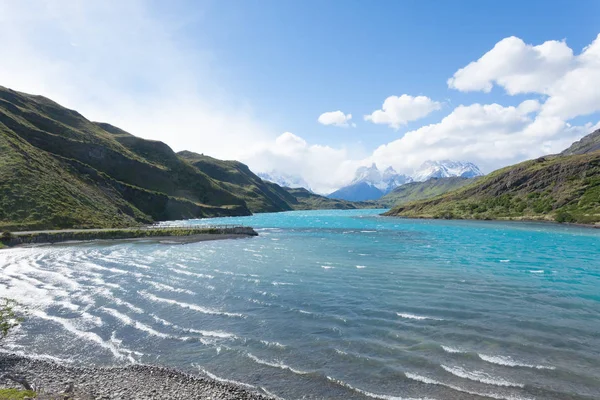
[0,226,257,247]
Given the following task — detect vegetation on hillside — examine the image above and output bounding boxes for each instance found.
[0,86,370,230]
[377,177,475,207]
[385,150,600,225]
[283,187,370,210]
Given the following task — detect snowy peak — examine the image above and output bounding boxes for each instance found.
[258,171,312,191]
[413,160,483,182]
[350,163,412,193]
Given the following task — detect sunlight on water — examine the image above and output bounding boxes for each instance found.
[1,209,600,399]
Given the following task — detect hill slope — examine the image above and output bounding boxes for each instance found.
[283,187,363,210]
[0,86,264,229]
[384,147,600,225]
[378,177,474,207]
[560,129,600,156]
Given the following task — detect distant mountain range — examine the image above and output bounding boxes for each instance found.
[385,129,600,225]
[328,161,483,201]
[257,171,312,191]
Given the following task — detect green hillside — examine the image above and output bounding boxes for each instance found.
[283,187,366,210]
[177,151,296,213]
[384,145,600,225]
[0,86,371,230]
[378,177,475,207]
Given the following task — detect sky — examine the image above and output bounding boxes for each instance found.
[1,0,600,193]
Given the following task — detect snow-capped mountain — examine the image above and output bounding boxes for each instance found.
[329,161,483,201]
[412,160,483,182]
[351,164,413,193]
[329,164,412,201]
[258,171,312,191]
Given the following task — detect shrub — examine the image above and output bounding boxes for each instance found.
[0,299,21,341]
[555,211,577,224]
[0,231,12,242]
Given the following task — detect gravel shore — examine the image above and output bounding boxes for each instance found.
[0,353,272,399]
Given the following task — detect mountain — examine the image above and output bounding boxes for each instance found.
[257,171,312,191]
[378,177,476,207]
[413,160,483,182]
[0,86,371,230]
[177,151,295,213]
[282,187,364,210]
[328,163,412,201]
[329,161,481,202]
[385,132,600,225]
[560,129,600,156]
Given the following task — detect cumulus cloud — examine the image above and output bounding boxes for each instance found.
[242,132,360,194]
[318,110,354,127]
[448,36,574,94]
[364,95,441,129]
[370,101,597,175]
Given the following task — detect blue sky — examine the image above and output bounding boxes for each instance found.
[1,0,600,192]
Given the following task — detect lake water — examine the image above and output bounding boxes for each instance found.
[1,209,600,399]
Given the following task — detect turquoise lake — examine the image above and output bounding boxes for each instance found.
[1,209,599,399]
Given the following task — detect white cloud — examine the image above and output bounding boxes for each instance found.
[242,132,360,194]
[447,36,573,94]
[318,110,354,127]
[364,95,441,129]
[370,101,597,175]
[0,0,271,161]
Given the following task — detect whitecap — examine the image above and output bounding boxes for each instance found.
[260,340,286,349]
[326,376,431,400]
[169,268,214,279]
[321,266,335,269]
[146,280,196,295]
[441,345,464,354]
[272,281,294,286]
[529,270,544,274]
[405,372,533,400]
[194,365,256,389]
[101,307,171,339]
[139,291,243,317]
[397,313,443,321]
[247,353,309,375]
[478,354,555,370]
[356,265,367,269]
[441,365,524,388]
[260,387,286,400]
[500,259,511,263]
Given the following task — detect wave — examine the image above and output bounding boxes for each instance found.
[397,313,443,321]
[356,265,367,269]
[405,372,533,400]
[247,353,310,375]
[101,307,171,339]
[478,354,555,370]
[326,376,432,400]
[260,340,286,349]
[139,291,243,317]
[194,365,256,389]
[441,365,524,388]
[500,259,511,263]
[169,268,214,279]
[529,270,544,274]
[149,314,235,339]
[321,266,335,269]
[146,280,196,295]
[260,387,286,400]
[31,309,124,360]
[0,348,74,364]
[272,281,294,286]
[441,345,464,354]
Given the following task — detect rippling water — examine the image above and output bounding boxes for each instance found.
[1,209,600,399]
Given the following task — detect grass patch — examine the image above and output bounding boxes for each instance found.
[0,389,36,399]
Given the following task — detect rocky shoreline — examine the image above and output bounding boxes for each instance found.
[0,353,272,399]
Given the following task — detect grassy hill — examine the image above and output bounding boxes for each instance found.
[378,177,475,207]
[283,187,368,210]
[0,86,371,230]
[384,145,600,225]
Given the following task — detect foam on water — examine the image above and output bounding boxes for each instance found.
[441,345,465,354]
[101,307,172,339]
[247,353,310,375]
[441,365,524,388]
[139,291,243,317]
[405,373,533,400]
[356,265,367,269]
[326,376,433,400]
[169,268,214,279]
[146,280,196,295]
[397,313,443,321]
[194,365,256,389]
[479,354,555,370]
